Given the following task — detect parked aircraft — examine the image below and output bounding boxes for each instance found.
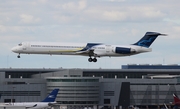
[11,32,166,62]
[164,93,180,109]
[172,93,180,109]
[3,89,59,109]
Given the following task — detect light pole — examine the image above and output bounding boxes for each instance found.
[12,86,15,105]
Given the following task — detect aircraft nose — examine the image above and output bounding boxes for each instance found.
[11,46,18,53]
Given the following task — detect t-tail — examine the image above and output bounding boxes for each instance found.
[133,32,166,48]
[41,89,59,102]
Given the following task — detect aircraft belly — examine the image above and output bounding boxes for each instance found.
[106,53,130,57]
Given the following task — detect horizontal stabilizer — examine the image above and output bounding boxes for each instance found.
[145,32,167,36]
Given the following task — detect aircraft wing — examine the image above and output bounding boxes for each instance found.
[76,48,95,56]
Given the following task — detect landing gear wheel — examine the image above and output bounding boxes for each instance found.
[88,58,93,62]
[93,58,97,62]
[17,54,20,58]
[88,58,97,62]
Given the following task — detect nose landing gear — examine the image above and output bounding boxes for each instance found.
[17,53,20,58]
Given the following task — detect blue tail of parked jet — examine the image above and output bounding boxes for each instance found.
[133,32,166,48]
[41,89,59,102]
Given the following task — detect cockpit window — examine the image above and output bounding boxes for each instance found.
[18,43,22,46]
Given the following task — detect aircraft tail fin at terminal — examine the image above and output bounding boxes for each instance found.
[173,93,180,104]
[163,94,180,109]
[133,32,167,48]
[41,89,59,102]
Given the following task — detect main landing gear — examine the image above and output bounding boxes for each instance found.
[88,57,97,62]
[17,53,20,58]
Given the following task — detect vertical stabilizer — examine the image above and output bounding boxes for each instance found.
[41,89,59,102]
[173,93,180,104]
[133,32,166,48]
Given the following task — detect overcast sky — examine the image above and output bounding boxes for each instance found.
[1,0,180,69]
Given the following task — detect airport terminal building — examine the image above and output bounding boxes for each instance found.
[1,65,180,109]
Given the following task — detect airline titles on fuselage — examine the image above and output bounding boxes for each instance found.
[30,44,105,50]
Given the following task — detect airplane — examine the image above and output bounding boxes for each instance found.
[3,89,59,109]
[11,32,166,62]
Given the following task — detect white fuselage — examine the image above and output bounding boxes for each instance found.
[3,102,53,109]
[11,42,152,57]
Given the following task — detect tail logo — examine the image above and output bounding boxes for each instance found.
[48,95,55,98]
[137,37,156,47]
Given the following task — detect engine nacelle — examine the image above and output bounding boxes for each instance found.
[115,47,135,54]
